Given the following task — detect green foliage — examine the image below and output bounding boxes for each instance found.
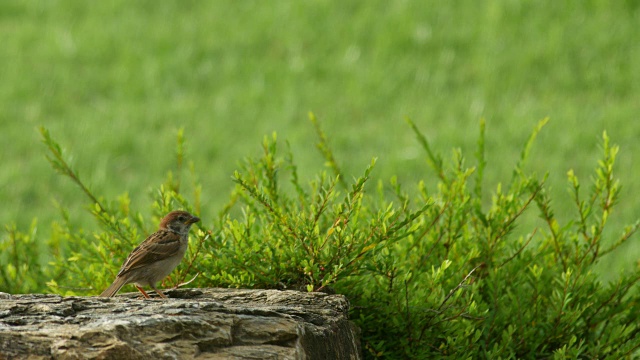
[36,127,211,295]
[0,220,57,294]
[4,2,640,277]
[2,118,639,358]
[343,120,640,359]
[207,134,428,292]
[376,122,639,358]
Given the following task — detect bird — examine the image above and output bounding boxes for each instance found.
[99,210,200,299]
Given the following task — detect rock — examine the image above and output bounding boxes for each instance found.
[0,288,361,359]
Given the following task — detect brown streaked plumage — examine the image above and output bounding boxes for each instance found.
[99,210,200,299]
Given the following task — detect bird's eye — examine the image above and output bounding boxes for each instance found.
[177,215,186,221]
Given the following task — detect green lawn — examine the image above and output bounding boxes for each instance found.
[2,1,640,275]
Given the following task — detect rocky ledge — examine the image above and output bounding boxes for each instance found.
[0,288,361,359]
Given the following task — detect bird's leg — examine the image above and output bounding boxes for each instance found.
[151,285,168,299]
[135,285,151,299]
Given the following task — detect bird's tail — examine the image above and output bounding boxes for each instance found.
[99,277,127,297]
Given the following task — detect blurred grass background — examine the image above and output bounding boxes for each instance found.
[1,0,639,275]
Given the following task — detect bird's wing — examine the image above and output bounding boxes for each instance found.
[117,230,182,277]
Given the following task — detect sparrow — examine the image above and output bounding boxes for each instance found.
[99,210,200,299]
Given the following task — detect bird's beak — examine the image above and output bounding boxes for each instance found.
[187,216,200,225]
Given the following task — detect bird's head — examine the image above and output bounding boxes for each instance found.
[160,210,200,235]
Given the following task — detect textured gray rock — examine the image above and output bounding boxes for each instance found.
[0,288,361,359]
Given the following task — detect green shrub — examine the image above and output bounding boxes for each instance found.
[2,116,639,358]
[0,220,55,294]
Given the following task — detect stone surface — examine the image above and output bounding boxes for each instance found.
[0,288,361,359]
